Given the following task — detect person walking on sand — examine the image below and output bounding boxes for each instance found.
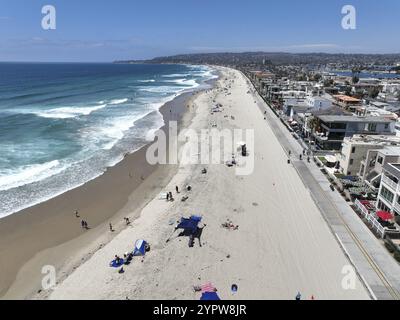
[109,223,113,232]
[176,186,179,193]
[75,210,79,218]
[81,220,85,229]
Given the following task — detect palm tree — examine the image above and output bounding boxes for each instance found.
[308,117,320,132]
[352,76,359,84]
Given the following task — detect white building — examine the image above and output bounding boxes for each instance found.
[377,163,400,220]
[306,96,332,110]
[339,135,400,177]
[382,81,400,94]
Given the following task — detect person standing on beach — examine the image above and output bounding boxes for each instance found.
[109,223,113,232]
[75,210,79,218]
[176,186,179,193]
[81,220,85,229]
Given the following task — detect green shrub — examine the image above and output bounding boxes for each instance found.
[385,242,395,254]
[394,251,400,262]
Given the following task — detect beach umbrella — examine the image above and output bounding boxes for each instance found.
[376,211,393,221]
[200,292,220,301]
[201,282,217,293]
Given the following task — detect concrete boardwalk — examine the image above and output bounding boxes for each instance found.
[248,76,400,300]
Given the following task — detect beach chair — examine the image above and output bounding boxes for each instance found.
[159,192,168,200]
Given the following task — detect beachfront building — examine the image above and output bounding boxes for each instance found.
[339,135,400,177]
[377,163,400,222]
[354,104,399,120]
[360,146,400,190]
[340,137,384,176]
[311,115,395,150]
[333,95,362,112]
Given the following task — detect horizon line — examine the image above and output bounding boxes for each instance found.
[2,51,400,64]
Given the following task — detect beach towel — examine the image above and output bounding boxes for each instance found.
[201,282,216,293]
[200,292,221,301]
[109,259,125,268]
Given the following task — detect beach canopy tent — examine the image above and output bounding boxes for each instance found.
[176,216,202,234]
[133,239,148,256]
[200,292,221,300]
[377,211,394,221]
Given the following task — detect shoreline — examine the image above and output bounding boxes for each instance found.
[0,75,217,299]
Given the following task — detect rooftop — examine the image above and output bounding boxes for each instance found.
[385,163,400,178]
[334,95,362,103]
[344,134,400,146]
[317,115,393,123]
[379,146,400,156]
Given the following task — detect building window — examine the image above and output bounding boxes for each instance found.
[377,156,383,165]
[351,147,356,153]
[367,123,377,132]
[350,159,354,165]
[380,186,395,204]
[378,200,390,212]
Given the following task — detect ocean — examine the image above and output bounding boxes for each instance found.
[0,63,217,217]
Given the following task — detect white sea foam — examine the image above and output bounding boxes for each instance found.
[162,73,191,78]
[139,86,183,94]
[109,98,129,105]
[31,104,107,119]
[0,160,65,191]
[162,78,196,86]
[137,79,155,83]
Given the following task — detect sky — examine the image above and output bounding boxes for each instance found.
[0,0,399,62]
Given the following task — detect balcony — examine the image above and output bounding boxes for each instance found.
[395,201,400,214]
[382,174,399,192]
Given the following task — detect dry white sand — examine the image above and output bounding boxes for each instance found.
[47,67,370,300]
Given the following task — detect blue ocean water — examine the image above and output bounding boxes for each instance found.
[0,63,217,217]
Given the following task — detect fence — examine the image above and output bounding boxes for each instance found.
[354,199,386,238]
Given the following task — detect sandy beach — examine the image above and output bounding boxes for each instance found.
[36,67,371,300]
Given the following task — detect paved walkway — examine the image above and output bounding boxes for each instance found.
[247,78,400,300]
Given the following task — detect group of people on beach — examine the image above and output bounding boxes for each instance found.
[166,185,182,202]
[81,220,89,229]
[75,209,133,234]
[75,210,89,229]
